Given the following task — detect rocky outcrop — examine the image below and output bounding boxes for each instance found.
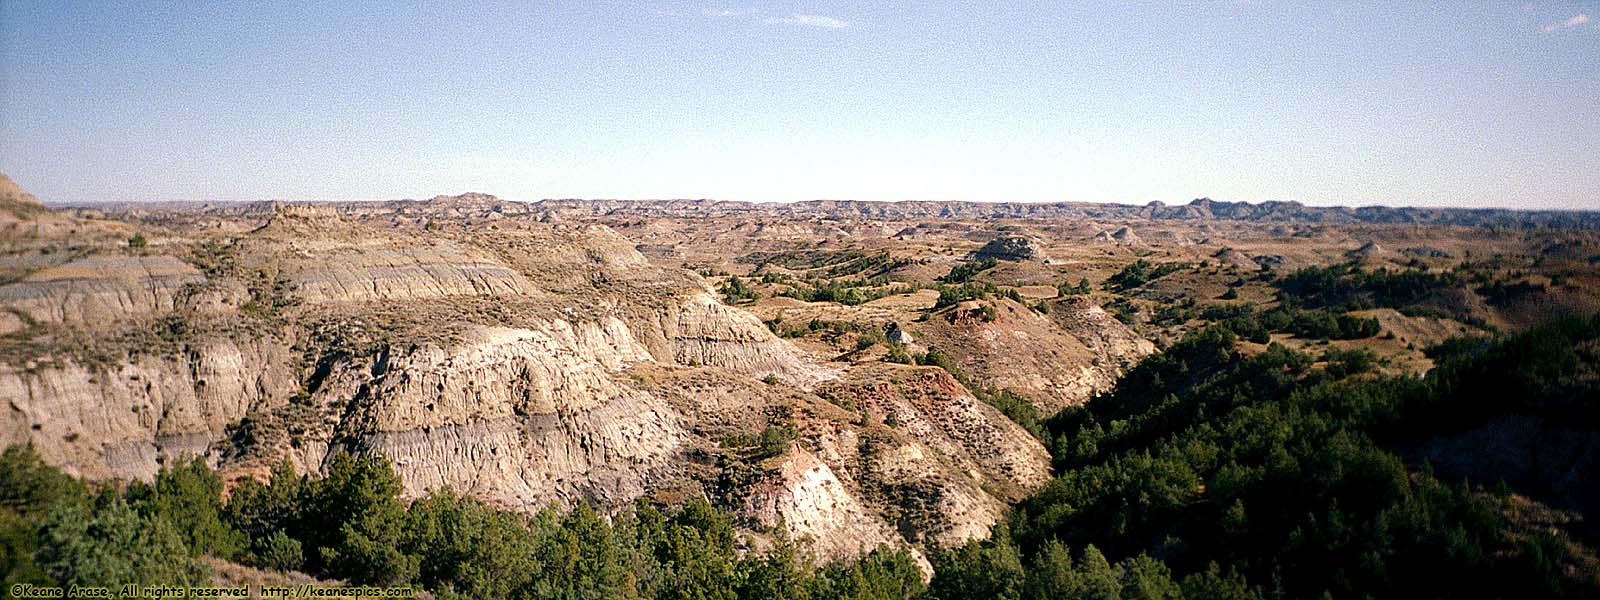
[743,448,913,563]
[0,174,133,283]
[284,243,535,303]
[0,256,205,324]
[0,174,48,222]
[657,293,835,388]
[1211,247,1262,271]
[0,335,299,480]
[911,297,1155,415]
[314,321,688,510]
[0,192,1033,569]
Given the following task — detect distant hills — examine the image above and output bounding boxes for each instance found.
[534,197,1600,229]
[59,195,1600,229]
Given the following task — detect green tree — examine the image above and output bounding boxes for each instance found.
[404,490,535,599]
[928,535,1023,600]
[1181,563,1260,600]
[655,499,738,600]
[813,546,925,600]
[739,540,810,600]
[1074,545,1122,600]
[1020,539,1074,600]
[35,501,208,586]
[525,502,641,599]
[127,456,246,559]
[1119,554,1182,600]
[227,460,306,570]
[298,452,417,584]
[1,445,89,586]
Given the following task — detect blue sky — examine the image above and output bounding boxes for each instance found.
[2,2,1597,209]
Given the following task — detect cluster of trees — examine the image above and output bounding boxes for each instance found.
[940,258,998,284]
[1104,260,1187,292]
[1273,309,1382,340]
[1474,279,1546,308]
[1058,277,1093,296]
[933,283,996,309]
[925,315,1600,599]
[1275,263,1462,312]
[817,252,909,279]
[1157,302,1382,342]
[2,450,927,599]
[778,277,899,306]
[720,276,760,304]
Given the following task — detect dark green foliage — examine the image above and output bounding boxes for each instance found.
[654,499,739,600]
[240,270,301,319]
[1059,278,1093,296]
[719,275,759,304]
[1178,563,1260,600]
[930,534,1155,600]
[884,343,915,365]
[1,445,89,586]
[1105,259,1185,292]
[1106,297,1141,323]
[226,460,304,570]
[3,446,933,599]
[1475,279,1546,307]
[1119,553,1183,600]
[252,531,303,573]
[126,456,247,559]
[928,532,1024,600]
[818,252,907,279]
[1321,347,1379,378]
[400,490,535,599]
[780,278,895,306]
[532,501,648,599]
[35,500,208,586]
[723,424,799,460]
[979,302,998,322]
[127,233,147,248]
[1401,315,1600,526]
[941,258,998,284]
[1203,304,1379,341]
[934,283,996,308]
[298,452,417,584]
[1280,310,1381,340]
[1275,263,1463,313]
[810,546,926,600]
[948,316,1600,599]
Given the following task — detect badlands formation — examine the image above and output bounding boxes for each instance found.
[4,174,1598,567]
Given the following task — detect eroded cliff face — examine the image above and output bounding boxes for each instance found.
[0,195,1050,567]
[911,296,1156,415]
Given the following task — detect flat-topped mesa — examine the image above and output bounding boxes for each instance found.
[426,192,502,205]
[254,201,344,234]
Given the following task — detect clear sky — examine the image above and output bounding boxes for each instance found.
[2,2,1597,209]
